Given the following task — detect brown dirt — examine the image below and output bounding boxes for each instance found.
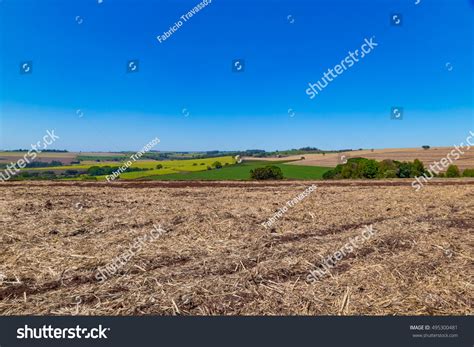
[0,181,472,315]
[3,178,474,189]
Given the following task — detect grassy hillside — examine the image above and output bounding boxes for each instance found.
[12,156,332,181]
[144,162,331,181]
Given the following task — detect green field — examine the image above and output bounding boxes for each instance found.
[143,162,332,181]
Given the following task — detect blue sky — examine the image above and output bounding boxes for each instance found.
[0,0,473,151]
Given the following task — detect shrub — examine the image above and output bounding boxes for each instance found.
[411,159,426,177]
[322,170,336,179]
[382,169,397,178]
[322,158,431,180]
[212,161,223,169]
[446,164,461,177]
[397,162,413,178]
[379,159,397,172]
[462,168,474,177]
[87,166,104,176]
[250,166,284,180]
[207,166,212,170]
[124,167,148,172]
[156,164,163,169]
[341,165,353,179]
[192,163,197,166]
[200,163,205,165]
[438,172,445,178]
[377,159,398,178]
[87,166,119,176]
[25,160,63,168]
[422,145,430,150]
[360,159,379,178]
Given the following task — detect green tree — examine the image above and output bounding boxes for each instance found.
[341,165,353,179]
[360,159,379,178]
[250,166,284,180]
[446,165,461,177]
[397,162,413,178]
[411,159,425,176]
[322,169,336,179]
[462,169,474,177]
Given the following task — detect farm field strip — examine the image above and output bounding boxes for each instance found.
[20,156,236,175]
[246,147,474,171]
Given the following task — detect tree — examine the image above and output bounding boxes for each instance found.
[382,170,397,178]
[341,165,353,179]
[377,159,397,178]
[411,159,425,177]
[322,169,336,179]
[360,159,379,178]
[250,166,284,180]
[212,161,223,169]
[446,165,461,177]
[397,162,413,178]
[422,145,430,150]
[462,169,474,177]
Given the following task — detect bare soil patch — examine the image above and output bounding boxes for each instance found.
[0,181,472,315]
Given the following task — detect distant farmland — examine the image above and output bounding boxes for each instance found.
[0,151,78,165]
[19,156,237,180]
[4,146,474,181]
[13,156,330,181]
[245,147,474,171]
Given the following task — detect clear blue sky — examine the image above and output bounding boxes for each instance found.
[0,0,473,151]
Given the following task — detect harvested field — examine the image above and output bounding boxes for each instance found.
[0,153,77,165]
[244,146,474,170]
[0,181,473,315]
